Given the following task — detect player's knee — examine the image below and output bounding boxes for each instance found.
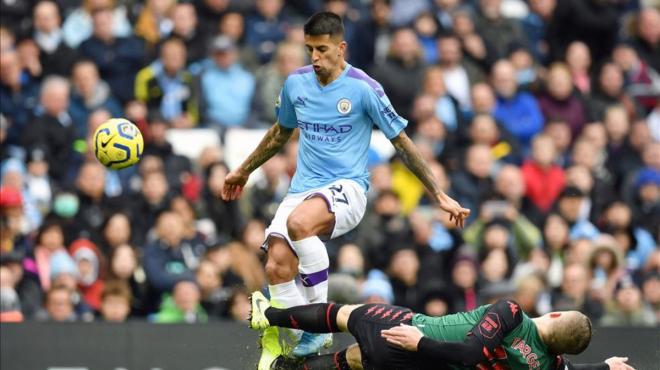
[286,213,314,240]
[265,259,296,283]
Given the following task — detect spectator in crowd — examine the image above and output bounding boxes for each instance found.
[195,259,230,318]
[130,170,171,247]
[629,166,660,239]
[463,197,541,261]
[62,0,132,48]
[69,238,105,311]
[349,0,392,70]
[421,66,462,134]
[601,275,657,327]
[143,211,203,299]
[521,0,555,63]
[1,158,43,233]
[169,196,209,254]
[627,7,660,72]
[588,235,625,303]
[38,285,77,322]
[99,280,131,322]
[564,41,592,95]
[73,161,119,243]
[414,12,440,65]
[135,37,198,128]
[467,114,521,165]
[603,105,642,188]
[200,162,244,244]
[552,262,603,320]
[437,33,485,112]
[448,252,480,312]
[195,0,231,39]
[549,0,619,63]
[370,28,425,118]
[168,3,207,65]
[134,0,175,52]
[241,153,290,223]
[0,251,41,319]
[522,134,565,215]
[640,270,660,323]
[21,76,74,183]
[556,186,600,242]
[543,118,572,167]
[537,63,588,139]
[79,6,145,103]
[31,221,67,290]
[100,212,132,256]
[588,61,641,121]
[450,144,494,222]
[254,42,306,125]
[225,286,251,322]
[355,190,413,271]
[200,35,256,130]
[32,1,79,77]
[107,243,147,316]
[219,11,261,73]
[491,59,544,149]
[360,269,394,304]
[0,264,24,322]
[388,247,421,310]
[473,0,527,60]
[153,279,208,323]
[542,213,570,288]
[245,0,290,64]
[69,60,123,138]
[0,50,40,146]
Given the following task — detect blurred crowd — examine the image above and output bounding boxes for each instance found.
[0,0,658,327]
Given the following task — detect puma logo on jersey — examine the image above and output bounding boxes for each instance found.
[511,338,540,369]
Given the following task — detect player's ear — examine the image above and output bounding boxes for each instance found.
[338,40,347,56]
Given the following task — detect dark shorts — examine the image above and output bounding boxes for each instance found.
[346,304,426,370]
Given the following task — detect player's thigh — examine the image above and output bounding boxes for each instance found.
[293,179,367,240]
[286,196,336,239]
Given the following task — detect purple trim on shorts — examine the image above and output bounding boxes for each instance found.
[262,232,298,258]
[293,65,314,75]
[346,67,385,97]
[304,192,335,214]
[300,268,329,287]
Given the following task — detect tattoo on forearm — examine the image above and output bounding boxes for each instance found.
[242,124,294,173]
[393,134,443,200]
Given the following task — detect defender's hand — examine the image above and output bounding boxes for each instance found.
[381,324,424,352]
[605,357,634,370]
[222,169,249,201]
[437,194,470,228]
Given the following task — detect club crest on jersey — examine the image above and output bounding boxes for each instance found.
[337,98,352,115]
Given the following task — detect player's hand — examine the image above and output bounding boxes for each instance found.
[605,357,635,370]
[437,193,470,228]
[221,168,249,201]
[380,324,424,352]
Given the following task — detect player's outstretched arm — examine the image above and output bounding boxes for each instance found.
[221,123,294,201]
[558,356,635,370]
[390,131,470,227]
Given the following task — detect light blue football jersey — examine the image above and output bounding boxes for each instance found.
[276,63,408,194]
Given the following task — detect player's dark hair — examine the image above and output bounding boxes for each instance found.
[304,12,344,38]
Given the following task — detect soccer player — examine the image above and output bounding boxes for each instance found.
[221,11,470,370]
[249,291,635,370]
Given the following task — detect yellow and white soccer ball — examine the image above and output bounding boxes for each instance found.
[93,118,144,170]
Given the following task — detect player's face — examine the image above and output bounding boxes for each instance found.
[304,34,346,79]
